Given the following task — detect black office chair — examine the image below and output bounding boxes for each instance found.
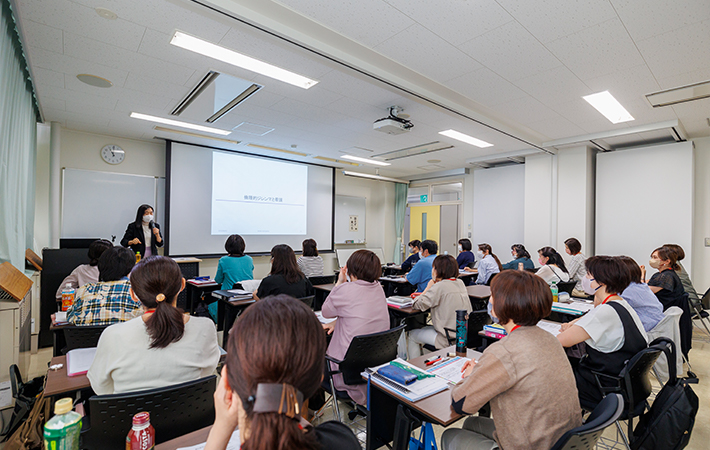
[299,295,315,310]
[484,272,497,286]
[424,308,490,353]
[62,325,109,354]
[80,376,217,450]
[550,393,624,450]
[556,280,577,296]
[308,274,336,286]
[689,287,710,336]
[586,338,670,448]
[324,324,405,421]
[466,262,475,269]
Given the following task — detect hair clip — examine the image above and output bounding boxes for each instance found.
[156,293,166,302]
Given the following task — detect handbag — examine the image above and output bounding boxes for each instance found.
[409,422,438,450]
[3,390,50,450]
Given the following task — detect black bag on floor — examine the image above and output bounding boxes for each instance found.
[631,339,699,450]
[0,365,45,442]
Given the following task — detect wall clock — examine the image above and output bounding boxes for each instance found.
[101,144,125,165]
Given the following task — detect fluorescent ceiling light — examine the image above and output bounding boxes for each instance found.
[170,31,318,89]
[341,154,390,166]
[582,91,634,124]
[342,171,408,184]
[152,126,241,145]
[130,112,231,135]
[438,130,493,148]
[646,80,710,107]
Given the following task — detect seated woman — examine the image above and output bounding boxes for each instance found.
[535,246,570,284]
[321,250,390,404]
[408,255,472,358]
[456,238,475,269]
[401,239,421,272]
[473,243,501,285]
[557,256,647,409]
[204,296,360,450]
[500,244,534,270]
[618,256,663,332]
[88,256,220,394]
[212,234,254,320]
[297,238,324,277]
[55,239,112,299]
[67,246,143,326]
[442,271,581,450]
[255,244,314,300]
[664,243,700,305]
[564,237,587,297]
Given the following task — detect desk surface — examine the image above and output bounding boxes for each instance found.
[466,285,491,299]
[171,257,202,263]
[387,304,420,315]
[379,276,409,283]
[186,279,219,287]
[45,356,91,397]
[370,346,481,426]
[313,283,336,292]
[156,426,213,449]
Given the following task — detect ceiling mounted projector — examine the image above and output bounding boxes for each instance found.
[373,106,414,135]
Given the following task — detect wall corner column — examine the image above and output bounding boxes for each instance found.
[49,122,61,248]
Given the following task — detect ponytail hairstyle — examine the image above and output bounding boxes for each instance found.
[226,295,325,450]
[510,244,531,260]
[479,243,503,271]
[129,256,185,349]
[538,246,568,273]
[662,244,685,269]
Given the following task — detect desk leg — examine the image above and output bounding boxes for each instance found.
[366,385,399,450]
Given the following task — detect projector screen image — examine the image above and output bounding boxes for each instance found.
[211,151,307,235]
[167,141,334,256]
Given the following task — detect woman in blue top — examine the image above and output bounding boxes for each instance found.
[456,238,475,270]
[212,235,254,320]
[475,243,502,285]
[501,244,535,270]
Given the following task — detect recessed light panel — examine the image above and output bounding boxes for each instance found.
[170,31,318,89]
[341,155,391,166]
[582,91,634,124]
[439,130,493,148]
[130,112,231,135]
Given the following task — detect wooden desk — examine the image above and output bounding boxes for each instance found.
[466,285,491,303]
[45,356,91,398]
[366,346,481,450]
[155,426,213,449]
[172,258,202,310]
[379,276,415,298]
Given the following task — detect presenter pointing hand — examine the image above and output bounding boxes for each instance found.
[120,204,163,258]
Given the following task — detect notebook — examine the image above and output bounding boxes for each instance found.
[314,311,336,324]
[66,347,97,377]
[364,358,449,402]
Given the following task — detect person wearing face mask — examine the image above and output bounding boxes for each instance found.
[617,256,663,332]
[501,244,534,270]
[557,256,647,410]
[456,238,475,270]
[473,243,502,285]
[535,247,570,284]
[121,204,163,258]
[401,239,421,272]
[406,240,438,292]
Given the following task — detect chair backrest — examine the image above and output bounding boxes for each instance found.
[299,295,315,309]
[485,272,498,286]
[63,325,109,353]
[619,345,663,413]
[82,376,217,450]
[550,393,624,450]
[647,307,684,380]
[556,280,577,295]
[466,261,475,269]
[338,324,405,385]
[308,275,336,286]
[468,309,492,348]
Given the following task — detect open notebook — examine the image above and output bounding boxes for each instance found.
[364,358,449,402]
[66,347,97,377]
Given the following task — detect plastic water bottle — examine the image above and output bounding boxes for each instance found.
[61,284,75,312]
[551,281,559,303]
[44,398,82,450]
[518,262,524,271]
[136,251,141,263]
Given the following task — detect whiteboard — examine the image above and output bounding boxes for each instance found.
[336,248,387,267]
[61,169,165,245]
[334,195,366,244]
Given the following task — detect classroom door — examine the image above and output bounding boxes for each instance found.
[439,204,460,256]
[409,205,440,244]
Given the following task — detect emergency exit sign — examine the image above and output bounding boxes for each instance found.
[420,195,428,203]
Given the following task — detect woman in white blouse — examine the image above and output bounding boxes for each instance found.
[474,243,502,285]
[535,246,570,284]
[564,237,587,297]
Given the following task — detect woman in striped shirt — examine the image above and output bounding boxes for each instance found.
[297,238,324,277]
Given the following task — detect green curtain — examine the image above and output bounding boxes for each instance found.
[393,183,408,264]
[0,0,37,271]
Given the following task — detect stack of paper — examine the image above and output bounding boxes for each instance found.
[425,356,471,385]
[365,358,449,402]
[227,289,252,296]
[66,347,97,377]
[537,321,563,336]
[314,311,336,324]
[387,296,414,309]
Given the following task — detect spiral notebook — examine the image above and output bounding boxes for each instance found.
[364,358,449,402]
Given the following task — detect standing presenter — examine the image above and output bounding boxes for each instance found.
[121,204,163,258]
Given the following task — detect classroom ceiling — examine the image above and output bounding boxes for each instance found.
[13,0,710,177]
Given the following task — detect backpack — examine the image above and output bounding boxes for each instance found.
[631,338,698,450]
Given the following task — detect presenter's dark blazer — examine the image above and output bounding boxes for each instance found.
[120,222,163,257]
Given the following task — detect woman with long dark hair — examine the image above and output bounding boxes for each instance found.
[88,256,219,394]
[120,204,163,258]
[255,244,314,299]
[535,246,570,284]
[204,295,360,450]
[473,243,502,285]
[501,244,534,270]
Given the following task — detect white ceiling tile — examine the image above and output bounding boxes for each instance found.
[64,97,118,116]
[612,0,710,41]
[42,107,111,127]
[20,19,62,53]
[496,0,617,43]
[681,118,710,138]
[583,65,662,100]
[525,115,587,140]
[513,66,592,107]
[274,0,415,48]
[636,19,710,80]
[256,80,342,107]
[123,72,190,100]
[38,95,66,111]
[27,45,129,87]
[383,0,513,46]
[444,67,529,108]
[671,98,710,122]
[490,95,560,125]
[545,18,645,81]
[113,90,175,113]
[374,24,483,82]
[316,69,404,107]
[458,21,562,82]
[31,66,65,88]
[18,0,145,51]
[656,67,710,91]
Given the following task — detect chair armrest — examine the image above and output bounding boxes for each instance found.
[591,370,622,395]
[325,354,343,365]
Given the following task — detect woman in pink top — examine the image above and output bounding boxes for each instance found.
[322,250,390,404]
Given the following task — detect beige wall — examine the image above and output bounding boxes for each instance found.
[693,137,710,294]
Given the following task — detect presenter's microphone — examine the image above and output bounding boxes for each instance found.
[149,220,155,229]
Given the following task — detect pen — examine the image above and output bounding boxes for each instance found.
[430,357,451,368]
[425,356,442,366]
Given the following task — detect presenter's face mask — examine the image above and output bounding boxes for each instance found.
[143,214,153,223]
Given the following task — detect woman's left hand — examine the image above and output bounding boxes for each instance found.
[461,359,476,379]
[152,227,160,236]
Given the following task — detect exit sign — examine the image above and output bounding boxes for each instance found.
[420,194,428,203]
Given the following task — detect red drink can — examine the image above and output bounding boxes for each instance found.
[125,412,155,450]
